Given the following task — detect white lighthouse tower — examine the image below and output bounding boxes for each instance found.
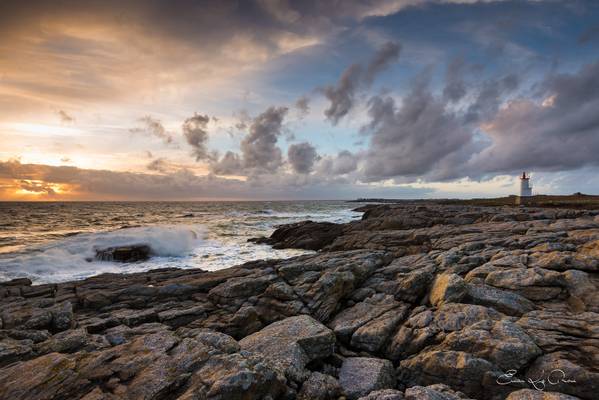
[519,172,532,197]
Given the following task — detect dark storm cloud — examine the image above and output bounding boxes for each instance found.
[240,106,288,172]
[578,24,599,44]
[211,151,243,175]
[0,0,408,66]
[0,159,432,200]
[464,74,519,123]
[0,0,354,110]
[146,158,169,173]
[130,116,173,145]
[443,56,467,103]
[316,150,360,176]
[364,41,401,84]
[0,1,285,49]
[0,159,245,199]
[323,41,401,125]
[361,71,472,181]
[295,96,310,119]
[288,142,318,174]
[332,150,360,175]
[211,106,288,174]
[183,113,213,161]
[473,60,599,174]
[322,64,363,125]
[19,180,57,195]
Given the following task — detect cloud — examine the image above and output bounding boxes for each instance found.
[323,64,363,125]
[471,60,599,174]
[240,106,288,172]
[443,56,467,102]
[464,74,519,123]
[146,158,169,173]
[578,24,599,44]
[288,142,318,173]
[0,158,432,200]
[323,41,401,125]
[0,0,337,115]
[210,106,289,175]
[130,116,173,145]
[295,96,310,119]
[183,113,214,161]
[211,151,242,175]
[356,58,599,182]
[332,150,360,175]
[0,158,241,200]
[56,110,74,124]
[361,71,473,181]
[364,41,401,84]
[19,180,57,195]
[316,150,360,176]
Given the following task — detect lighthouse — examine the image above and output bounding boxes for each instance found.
[519,172,532,197]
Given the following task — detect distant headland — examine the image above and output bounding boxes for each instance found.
[350,193,599,209]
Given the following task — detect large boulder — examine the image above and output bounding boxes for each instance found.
[505,390,582,400]
[239,315,336,382]
[339,357,396,400]
[298,372,342,400]
[438,319,542,371]
[404,384,475,399]
[524,353,598,400]
[358,389,404,400]
[329,294,403,343]
[398,350,520,400]
[250,221,344,250]
[484,267,565,301]
[465,284,535,316]
[386,304,503,362]
[429,274,467,307]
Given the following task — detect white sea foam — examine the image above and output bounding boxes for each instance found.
[0,225,205,283]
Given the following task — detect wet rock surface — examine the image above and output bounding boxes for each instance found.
[94,245,151,262]
[1,203,598,399]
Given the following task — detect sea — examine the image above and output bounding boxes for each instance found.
[0,201,361,284]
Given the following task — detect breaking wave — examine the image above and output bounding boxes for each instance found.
[0,225,205,283]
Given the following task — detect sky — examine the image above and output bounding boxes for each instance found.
[1,0,599,200]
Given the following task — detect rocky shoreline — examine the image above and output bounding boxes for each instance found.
[1,203,598,399]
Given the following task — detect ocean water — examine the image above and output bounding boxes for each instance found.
[0,201,361,284]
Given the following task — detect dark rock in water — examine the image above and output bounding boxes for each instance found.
[0,278,32,287]
[249,220,343,250]
[94,245,151,262]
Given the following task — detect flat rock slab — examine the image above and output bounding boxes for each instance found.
[505,389,582,400]
[358,389,405,400]
[239,315,336,382]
